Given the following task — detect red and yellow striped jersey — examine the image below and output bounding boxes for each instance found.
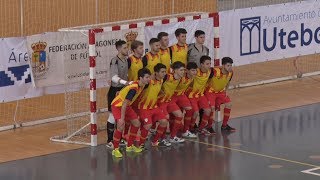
[111,81,145,107]
[207,67,233,93]
[158,74,180,103]
[185,68,212,98]
[128,55,143,81]
[170,44,188,65]
[159,48,171,73]
[174,75,193,96]
[137,78,163,110]
[142,52,161,74]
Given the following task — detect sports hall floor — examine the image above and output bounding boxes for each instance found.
[0,75,319,180]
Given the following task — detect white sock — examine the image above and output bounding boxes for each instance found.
[107,113,115,124]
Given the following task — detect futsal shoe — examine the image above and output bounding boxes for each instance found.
[169,136,185,143]
[126,145,143,153]
[182,130,197,138]
[112,148,123,158]
[221,124,236,132]
[106,142,114,150]
[206,127,216,135]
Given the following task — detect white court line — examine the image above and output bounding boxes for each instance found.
[302,167,320,177]
[188,139,320,177]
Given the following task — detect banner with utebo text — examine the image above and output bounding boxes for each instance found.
[220,0,320,66]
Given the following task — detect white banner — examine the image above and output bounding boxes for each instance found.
[220,0,320,66]
[144,18,214,59]
[0,37,43,102]
[27,28,144,87]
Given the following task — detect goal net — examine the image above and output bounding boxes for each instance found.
[51,12,215,146]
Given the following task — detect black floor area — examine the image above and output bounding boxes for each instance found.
[1,103,320,180]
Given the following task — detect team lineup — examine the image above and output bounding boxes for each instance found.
[106,28,235,158]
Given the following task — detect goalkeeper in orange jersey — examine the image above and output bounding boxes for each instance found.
[157,61,186,143]
[110,68,151,158]
[135,63,169,148]
[171,62,198,138]
[185,55,213,135]
[205,57,235,132]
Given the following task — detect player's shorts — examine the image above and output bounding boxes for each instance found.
[171,94,191,109]
[189,95,210,112]
[158,101,181,116]
[205,91,231,107]
[111,105,138,122]
[138,108,166,125]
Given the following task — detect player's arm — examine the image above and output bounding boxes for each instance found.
[110,58,131,85]
[187,44,192,62]
[159,75,168,95]
[142,56,148,68]
[120,89,137,122]
[225,73,233,91]
[205,46,209,56]
[209,67,214,79]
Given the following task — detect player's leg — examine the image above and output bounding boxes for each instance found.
[106,86,120,148]
[178,95,197,138]
[205,91,217,134]
[151,118,169,147]
[138,109,153,149]
[169,104,185,143]
[188,97,200,133]
[111,105,125,158]
[126,107,143,153]
[158,102,170,143]
[220,93,235,132]
[198,96,212,135]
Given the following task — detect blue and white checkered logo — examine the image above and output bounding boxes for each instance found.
[240,17,261,56]
[0,65,31,87]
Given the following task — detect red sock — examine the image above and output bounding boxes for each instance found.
[222,108,231,126]
[199,113,209,130]
[139,127,149,145]
[127,126,139,147]
[153,125,166,143]
[189,116,197,131]
[112,129,122,149]
[183,110,193,132]
[170,116,183,138]
[207,111,214,129]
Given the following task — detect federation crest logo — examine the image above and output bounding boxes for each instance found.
[240,17,261,56]
[31,41,49,78]
[125,31,138,53]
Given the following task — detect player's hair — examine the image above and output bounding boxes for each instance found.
[149,38,160,45]
[186,62,198,70]
[131,40,143,51]
[154,63,167,73]
[171,61,185,70]
[222,57,234,65]
[194,30,205,37]
[200,55,211,64]
[157,32,168,40]
[138,68,151,78]
[115,40,126,49]
[175,28,187,37]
